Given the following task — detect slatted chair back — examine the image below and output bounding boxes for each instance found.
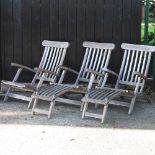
[32,40,69,84]
[75,41,115,85]
[115,43,155,93]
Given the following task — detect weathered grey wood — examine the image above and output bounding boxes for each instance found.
[101,103,108,123]
[42,40,69,48]
[78,42,115,85]
[11,63,36,73]
[2,81,36,91]
[56,98,82,106]
[33,108,49,115]
[8,93,31,101]
[85,112,102,119]
[83,41,115,49]
[81,43,155,123]
[82,102,88,119]
[109,100,130,107]
[32,99,38,115]
[48,101,55,118]
[121,43,155,52]
[102,68,118,77]
[30,41,115,118]
[57,65,79,75]
[3,68,23,102]
[2,40,69,103]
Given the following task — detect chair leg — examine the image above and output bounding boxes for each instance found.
[80,102,84,111]
[3,87,11,102]
[95,104,99,109]
[128,95,137,115]
[101,102,108,123]
[82,102,88,119]
[48,101,55,119]
[144,94,152,104]
[31,99,38,115]
[28,98,34,109]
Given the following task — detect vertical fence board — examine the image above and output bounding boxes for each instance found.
[31,0,41,68]
[0,0,142,82]
[3,0,14,80]
[49,0,59,40]
[22,0,33,81]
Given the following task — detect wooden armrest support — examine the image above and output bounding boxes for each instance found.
[34,67,60,77]
[147,77,153,81]
[11,62,36,73]
[86,69,105,78]
[57,65,79,75]
[102,68,118,77]
[134,72,147,81]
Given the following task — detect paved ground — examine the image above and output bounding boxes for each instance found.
[0,95,155,155]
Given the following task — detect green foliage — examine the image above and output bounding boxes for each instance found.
[142,0,155,45]
[141,23,155,44]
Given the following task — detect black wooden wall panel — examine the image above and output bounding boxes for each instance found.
[0,0,142,82]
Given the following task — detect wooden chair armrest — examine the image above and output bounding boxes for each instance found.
[86,69,105,78]
[34,67,60,77]
[57,65,79,75]
[134,72,147,81]
[11,62,36,73]
[102,68,118,77]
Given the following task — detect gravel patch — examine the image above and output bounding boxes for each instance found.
[0,94,155,155]
[0,95,155,129]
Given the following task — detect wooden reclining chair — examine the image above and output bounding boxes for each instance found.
[82,43,155,123]
[2,40,69,103]
[30,41,115,118]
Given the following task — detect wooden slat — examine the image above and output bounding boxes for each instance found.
[85,112,102,119]
[56,97,82,106]
[86,48,96,79]
[42,40,69,48]
[122,50,131,81]
[83,42,115,50]
[135,50,143,82]
[130,50,139,82]
[82,48,92,78]
[126,50,135,81]
[8,93,31,101]
[121,43,155,52]
[33,108,49,115]
[109,100,130,107]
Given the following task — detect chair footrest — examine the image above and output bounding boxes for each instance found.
[33,108,49,115]
[85,112,102,119]
[8,93,31,101]
[2,81,25,88]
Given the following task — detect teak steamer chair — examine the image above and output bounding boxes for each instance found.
[2,40,70,103]
[82,43,155,123]
[30,41,115,118]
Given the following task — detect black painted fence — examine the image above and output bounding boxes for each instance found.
[0,0,141,82]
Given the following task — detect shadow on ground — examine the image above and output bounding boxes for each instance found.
[0,95,155,130]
